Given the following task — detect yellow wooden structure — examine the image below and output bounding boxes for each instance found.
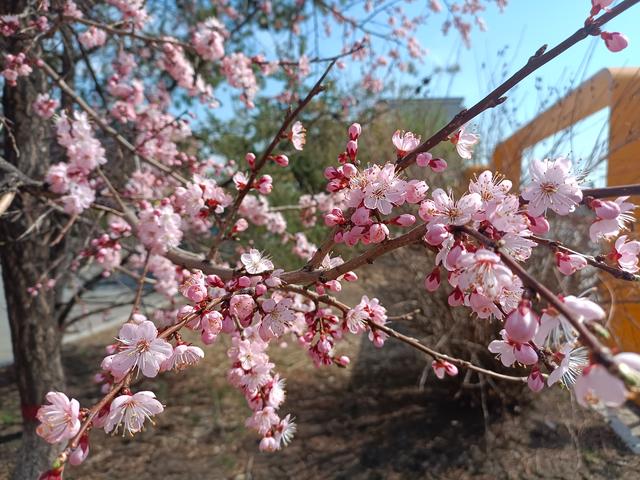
[492,67,640,352]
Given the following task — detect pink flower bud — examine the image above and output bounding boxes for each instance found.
[257,175,273,194]
[591,199,621,219]
[351,207,371,226]
[527,366,545,392]
[273,154,289,167]
[527,215,550,235]
[368,223,389,243]
[342,162,357,177]
[255,283,267,296]
[324,208,346,226]
[514,343,538,365]
[425,223,448,246]
[237,276,251,287]
[406,179,429,203]
[555,251,588,276]
[335,355,351,367]
[428,157,447,172]
[504,301,539,343]
[348,122,362,140]
[601,31,628,52]
[394,214,416,227]
[232,218,249,233]
[245,152,256,168]
[424,268,441,292]
[343,271,358,281]
[416,152,432,167]
[324,166,339,179]
[346,139,358,160]
[325,280,342,292]
[448,287,464,306]
[205,275,224,288]
[432,359,458,379]
[229,294,255,320]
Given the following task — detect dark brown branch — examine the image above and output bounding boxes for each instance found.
[582,183,640,201]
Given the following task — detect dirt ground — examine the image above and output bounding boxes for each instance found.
[1,278,640,479]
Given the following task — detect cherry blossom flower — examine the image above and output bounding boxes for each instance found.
[241,249,274,274]
[362,163,407,215]
[392,130,421,156]
[137,203,183,254]
[521,157,582,217]
[432,360,459,379]
[289,121,306,150]
[534,296,605,347]
[110,321,173,378]
[32,93,59,119]
[420,189,481,226]
[611,235,640,273]
[574,353,640,407]
[1,52,31,86]
[469,170,512,206]
[229,294,257,321]
[192,17,226,61]
[555,251,588,276]
[104,391,164,435]
[457,249,513,299]
[0,15,19,37]
[78,26,107,49]
[260,298,296,339]
[161,344,205,371]
[36,392,81,444]
[488,330,538,367]
[547,345,589,387]
[589,196,635,242]
[450,125,479,159]
[179,270,208,303]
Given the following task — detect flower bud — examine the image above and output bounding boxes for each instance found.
[601,31,628,53]
[346,139,358,160]
[273,154,289,167]
[504,301,539,343]
[416,152,432,167]
[527,366,545,392]
[428,157,447,172]
[425,223,448,246]
[348,122,362,140]
[245,152,256,169]
[591,199,621,219]
[424,268,441,292]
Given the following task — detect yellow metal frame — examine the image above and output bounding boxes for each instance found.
[492,67,640,352]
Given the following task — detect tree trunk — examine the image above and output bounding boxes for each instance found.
[1,3,65,476]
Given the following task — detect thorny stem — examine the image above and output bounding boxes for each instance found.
[281,285,527,383]
[394,0,640,172]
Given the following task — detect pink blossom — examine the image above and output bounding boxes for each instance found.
[468,170,512,206]
[0,15,20,37]
[348,123,361,140]
[521,157,582,217]
[611,235,640,273]
[432,360,458,379]
[179,270,208,303]
[504,301,539,343]
[69,434,90,466]
[104,391,164,435]
[527,214,550,235]
[457,249,513,299]
[32,93,59,119]
[273,154,289,167]
[534,296,605,346]
[161,344,204,371]
[450,125,479,159]
[601,32,628,52]
[416,152,432,167]
[241,249,274,274]
[589,196,635,242]
[555,251,587,276]
[528,367,545,392]
[192,17,226,61]
[424,223,449,246]
[257,175,273,194]
[221,53,258,107]
[36,392,81,444]
[405,179,429,203]
[110,321,173,378]
[488,330,538,367]
[393,214,416,227]
[289,121,306,150]
[392,130,421,156]
[424,268,441,292]
[229,294,257,321]
[421,189,481,226]
[78,26,107,49]
[260,298,295,339]
[2,52,32,86]
[361,164,407,215]
[137,203,183,253]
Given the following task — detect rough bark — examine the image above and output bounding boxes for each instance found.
[1,2,65,477]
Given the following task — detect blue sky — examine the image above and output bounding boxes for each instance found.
[213,1,639,185]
